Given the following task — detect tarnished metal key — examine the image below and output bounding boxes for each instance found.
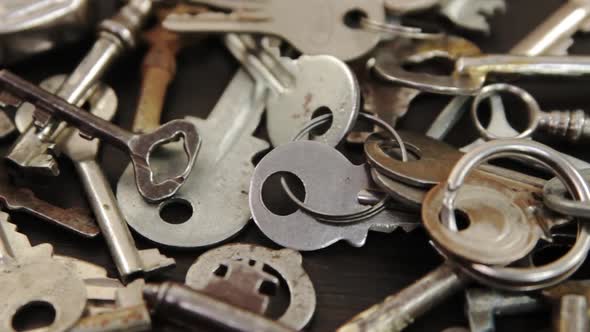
[0,70,201,203]
[15,75,175,282]
[163,0,385,61]
[6,0,152,177]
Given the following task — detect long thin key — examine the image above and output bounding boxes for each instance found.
[6,0,152,176]
[163,0,385,61]
[426,0,590,139]
[0,70,201,203]
[16,75,176,281]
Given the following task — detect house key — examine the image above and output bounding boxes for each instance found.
[250,140,419,251]
[0,70,201,203]
[164,0,385,61]
[15,75,175,281]
[117,69,267,247]
[0,213,87,332]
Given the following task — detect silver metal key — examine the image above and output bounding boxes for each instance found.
[16,75,175,282]
[117,68,267,247]
[5,0,152,177]
[226,34,359,147]
[163,0,385,61]
[0,213,88,332]
[0,70,201,203]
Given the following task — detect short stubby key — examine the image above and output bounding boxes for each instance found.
[0,70,201,203]
[163,0,385,61]
[224,34,359,147]
[117,69,267,248]
[250,140,419,251]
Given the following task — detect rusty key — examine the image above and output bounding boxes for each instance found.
[133,4,206,133]
[0,70,201,203]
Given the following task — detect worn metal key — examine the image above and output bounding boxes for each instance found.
[163,0,385,61]
[0,70,201,202]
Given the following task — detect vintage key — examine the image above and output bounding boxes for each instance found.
[0,213,88,332]
[5,0,152,177]
[0,0,93,65]
[117,63,267,247]
[16,75,175,281]
[185,243,316,330]
[163,0,385,61]
[133,3,207,133]
[385,0,505,33]
[225,34,359,147]
[250,140,419,251]
[0,70,201,203]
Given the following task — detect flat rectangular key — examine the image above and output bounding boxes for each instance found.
[0,70,201,203]
[163,0,385,61]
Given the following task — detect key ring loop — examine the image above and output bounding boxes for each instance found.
[359,17,444,40]
[471,83,541,141]
[281,112,408,223]
[543,169,590,218]
[439,139,590,291]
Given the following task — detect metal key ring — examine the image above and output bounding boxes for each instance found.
[439,139,590,291]
[281,112,408,223]
[359,17,444,40]
[543,169,590,218]
[471,84,541,141]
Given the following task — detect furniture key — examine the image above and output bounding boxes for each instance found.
[15,75,175,281]
[0,70,201,203]
[184,243,316,330]
[163,0,385,61]
[5,0,152,177]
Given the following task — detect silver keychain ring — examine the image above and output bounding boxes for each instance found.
[543,169,590,218]
[282,112,408,223]
[360,17,444,40]
[471,84,541,141]
[439,139,590,290]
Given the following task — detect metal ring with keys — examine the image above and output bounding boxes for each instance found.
[281,112,408,224]
[438,139,590,291]
[544,168,590,218]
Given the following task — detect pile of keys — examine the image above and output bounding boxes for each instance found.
[4,0,590,331]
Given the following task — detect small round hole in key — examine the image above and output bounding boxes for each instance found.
[310,106,333,137]
[159,198,193,224]
[261,172,306,216]
[12,301,56,331]
[343,9,368,29]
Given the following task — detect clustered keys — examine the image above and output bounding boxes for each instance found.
[2,0,590,331]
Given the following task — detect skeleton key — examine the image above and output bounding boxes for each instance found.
[117,68,267,247]
[163,0,385,61]
[250,140,419,251]
[0,213,88,332]
[0,70,201,203]
[15,75,175,281]
[185,243,316,330]
[5,0,152,177]
[224,34,359,147]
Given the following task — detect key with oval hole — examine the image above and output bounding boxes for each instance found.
[250,140,420,251]
[0,212,88,332]
[185,243,316,331]
[224,34,359,147]
[16,75,175,282]
[5,0,152,177]
[117,68,268,247]
[0,69,201,203]
[163,0,385,61]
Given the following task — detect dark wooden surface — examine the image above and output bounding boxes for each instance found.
[6,0,590,331]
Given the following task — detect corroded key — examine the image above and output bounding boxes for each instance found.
[0,70,201,203]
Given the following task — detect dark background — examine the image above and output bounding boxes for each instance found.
[6,0,590,331]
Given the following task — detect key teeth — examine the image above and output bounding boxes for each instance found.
[138,249,176,273]
[0,212,54,259]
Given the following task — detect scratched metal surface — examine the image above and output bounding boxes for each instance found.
[5,0,590,331]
